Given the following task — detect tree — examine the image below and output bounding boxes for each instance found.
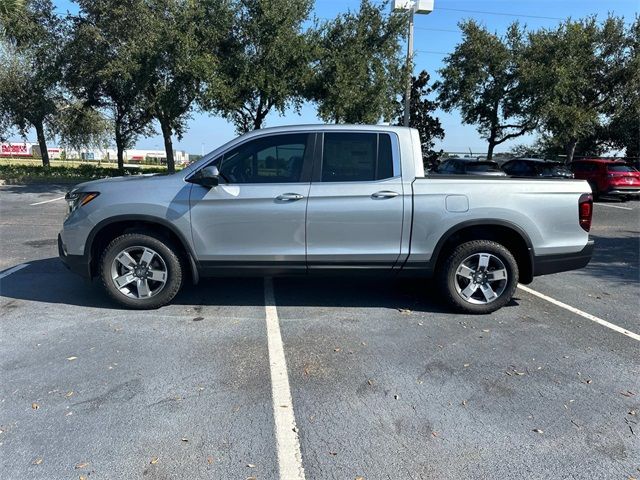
[142,0,233,172]
[203,0,313,134]
[525,16,629,163]
[0,0,63,166]
[65,0,155,170]
[308,0,406,124]
[437,20,536,160]
[0,0,24,17]
[603,17,639,159]
[53,102,111,158]
[394,70,444,167]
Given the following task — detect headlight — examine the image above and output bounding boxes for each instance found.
[65,190,100,215]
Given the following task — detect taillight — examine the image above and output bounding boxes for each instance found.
[579,193,593,232]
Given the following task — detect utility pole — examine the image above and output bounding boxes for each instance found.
[393,1,434,127]
[403,7,415,127]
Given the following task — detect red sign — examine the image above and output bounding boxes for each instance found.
[1,144,30,156]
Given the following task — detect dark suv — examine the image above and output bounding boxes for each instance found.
[501,158,574,179]
[570,159,640,200]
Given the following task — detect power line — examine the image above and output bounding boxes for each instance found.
[414,26,460,33]
[435,7,563,21]
[415,49,450,55]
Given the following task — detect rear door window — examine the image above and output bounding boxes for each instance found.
[321,132,395,182]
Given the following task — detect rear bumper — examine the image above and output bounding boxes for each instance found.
[607,187,640,195]
[58,234,91,279]
[533,240,594,277]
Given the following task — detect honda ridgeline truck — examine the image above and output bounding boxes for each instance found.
[59,125,594,314]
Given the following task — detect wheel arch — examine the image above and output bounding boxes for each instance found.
[431,220,534,284]
[86,215,198,284]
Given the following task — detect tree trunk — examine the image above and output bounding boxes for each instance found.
[565,139,577,165]
[115,127,125,172]
[34,121,50,167]
[486,139,496,161]
[159,117,175,173]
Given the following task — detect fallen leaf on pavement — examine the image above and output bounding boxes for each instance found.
[33,458,43,465]
[356,476,365,480]
[207,456,214,464]
[367,379,374,386]
[66,356,77,361]
[334,348,341,352]
[150,457,159,464]
[75,462,90,469]
[532,428,544,434]
[463,363,470,368]
[246,477,257,480]
[247,464,256,468]
[32,402,39,410]
[582,379,592,384]
[80,476,87,480]
[181,437,188,442]
[65,391,74,398]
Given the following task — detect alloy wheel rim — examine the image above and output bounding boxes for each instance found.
[454,252,508,305]
[110,246,168,300]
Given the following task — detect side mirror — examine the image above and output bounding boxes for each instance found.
[189,166,220,187]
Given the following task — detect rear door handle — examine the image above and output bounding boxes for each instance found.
[276,193,304,201]
[371,190,399,199]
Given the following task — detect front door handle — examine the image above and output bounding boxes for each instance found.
[371,190,399,199]
[276,193,304,201]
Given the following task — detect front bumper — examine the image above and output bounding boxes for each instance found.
[532,240,594,277]
[58,234,91,279]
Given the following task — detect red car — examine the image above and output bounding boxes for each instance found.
[570,159,640,200]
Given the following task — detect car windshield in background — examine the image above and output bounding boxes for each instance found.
[607,164,637,173]
[466,162,501,172]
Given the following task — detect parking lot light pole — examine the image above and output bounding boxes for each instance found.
[393,0,434,127]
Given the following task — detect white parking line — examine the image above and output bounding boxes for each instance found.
[595,203,633,210]
[0,263,29,280]
[264,277,306,480]
[29,196,65,206]
[518,284,640,342]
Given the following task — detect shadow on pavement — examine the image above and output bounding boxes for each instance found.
[578,233,640,285]
[0,257,520,313]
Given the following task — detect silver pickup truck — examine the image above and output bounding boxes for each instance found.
[59,125,594,313]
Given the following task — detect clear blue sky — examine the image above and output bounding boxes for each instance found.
[27,1,640,155]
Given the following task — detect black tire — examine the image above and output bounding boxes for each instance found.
[100,232,183,309]
[438,239,519,314]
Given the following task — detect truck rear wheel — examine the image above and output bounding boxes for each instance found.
[100,232,183,309]
[439,240,518,314]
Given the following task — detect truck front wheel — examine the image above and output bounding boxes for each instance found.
[100,232,184,309]
[439,240,519,314]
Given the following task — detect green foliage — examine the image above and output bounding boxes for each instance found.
[204,0,314,133]
[53,102,112,154]
[524,16,630,162]
[65,0,156,169]
[0,163,167,183]
[0,0,64,166]
[308,0,405,124]
[142,0,234,172]
[437,20,535,160]
[394,70,444,166]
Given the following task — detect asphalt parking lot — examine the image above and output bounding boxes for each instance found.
[1,184,639,480]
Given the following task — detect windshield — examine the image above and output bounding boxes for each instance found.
[607,164,636,173]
